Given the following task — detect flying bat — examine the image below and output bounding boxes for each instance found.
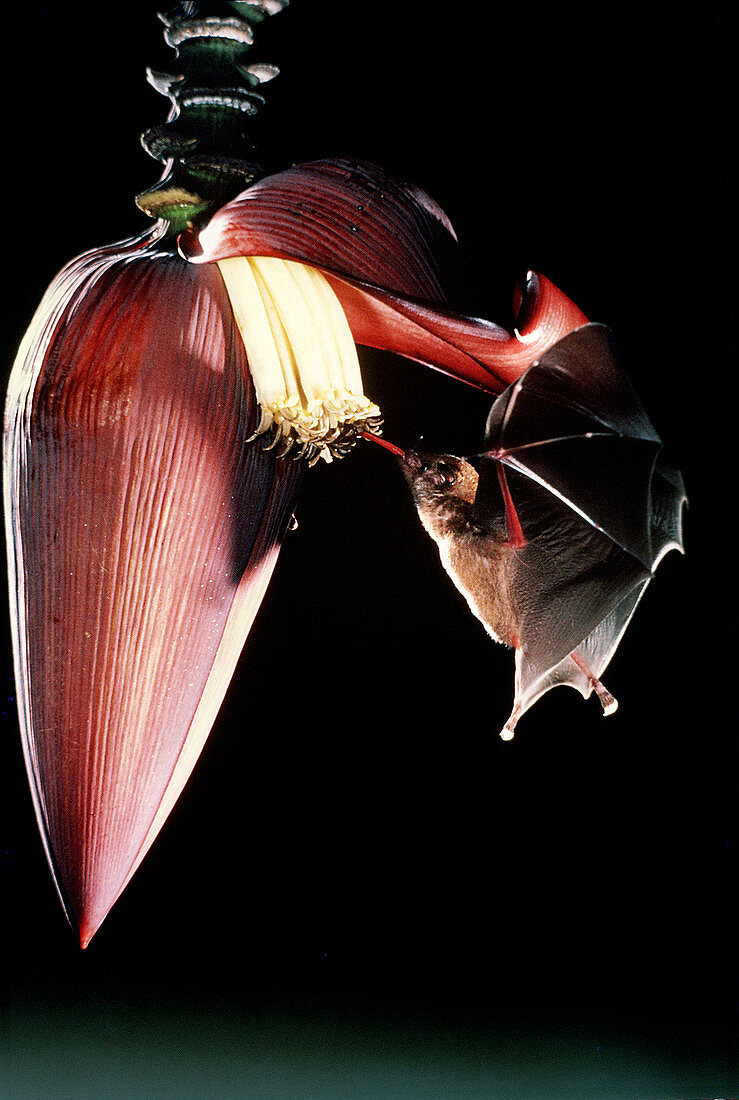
[401,323,686,740]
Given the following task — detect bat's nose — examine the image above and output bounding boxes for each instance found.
[402,450,422,472]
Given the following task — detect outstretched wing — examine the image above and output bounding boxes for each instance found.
[471,324,686,736]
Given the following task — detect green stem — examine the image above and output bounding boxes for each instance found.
[136,1,288,234]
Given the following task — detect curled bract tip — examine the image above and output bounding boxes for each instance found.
[180,157,591,399]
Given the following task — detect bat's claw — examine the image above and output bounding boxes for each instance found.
[499,701,521,741]
[570,651,618,717]
[593,679,618,716]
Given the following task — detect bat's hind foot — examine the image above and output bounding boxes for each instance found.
[592,678,618,716]
[570,651,618,716]
[499,721,516,741]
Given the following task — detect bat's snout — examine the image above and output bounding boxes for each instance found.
[402,450,423,473]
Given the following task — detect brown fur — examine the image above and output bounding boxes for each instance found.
[402,453,519,647]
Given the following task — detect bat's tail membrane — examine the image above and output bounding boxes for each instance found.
[499,577,650,740]
[500,650,592,740]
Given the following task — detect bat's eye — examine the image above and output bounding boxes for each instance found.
[430,462,458,488]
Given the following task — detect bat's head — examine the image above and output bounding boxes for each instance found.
[401,451,479,513]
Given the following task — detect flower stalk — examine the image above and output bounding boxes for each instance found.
[136,1,289,233]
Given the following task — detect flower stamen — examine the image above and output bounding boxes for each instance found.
[217,255,382,462]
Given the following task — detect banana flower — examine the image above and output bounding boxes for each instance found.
[4,8,588,948]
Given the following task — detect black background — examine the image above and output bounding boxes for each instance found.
[1,4,735,1096]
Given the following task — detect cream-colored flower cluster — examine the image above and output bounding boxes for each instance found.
[218,256,381,463]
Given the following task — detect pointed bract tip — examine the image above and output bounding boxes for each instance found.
[79,926,95,950]
[76,905,109,950]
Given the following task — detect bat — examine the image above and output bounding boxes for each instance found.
[401,323,686,740]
